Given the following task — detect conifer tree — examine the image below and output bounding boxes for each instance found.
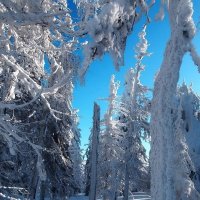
[120,26,150,200]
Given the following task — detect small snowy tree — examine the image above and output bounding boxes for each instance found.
[173,89,199,199]
[120,26,150,200]
[97,75,123,200]
[177,84,200,194]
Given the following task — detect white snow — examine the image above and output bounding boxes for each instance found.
[69,192,151,200]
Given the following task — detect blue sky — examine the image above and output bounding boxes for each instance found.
[72,1,200,153]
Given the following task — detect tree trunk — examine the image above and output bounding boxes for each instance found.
[123,162,129,200]
[89,103,100,200]
[30,164,39,200]
[150,1,199,199]
[40,181,46,200]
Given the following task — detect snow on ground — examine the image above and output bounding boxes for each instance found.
[69,192,151,200]
[69,193,88,200]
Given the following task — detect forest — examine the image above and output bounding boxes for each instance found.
[0,0,200,200]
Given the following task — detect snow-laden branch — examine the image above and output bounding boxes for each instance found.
[2,54,72,119]
[0,118,47,181]
[0,192,22,200]
[0,186,29,200]
[0,0,68,26]
[189,44,200,72]
[2,55,41,91]
[78,0,145,80]
[0,10,67,26]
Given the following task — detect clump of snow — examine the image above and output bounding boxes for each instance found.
[79,0,138,79]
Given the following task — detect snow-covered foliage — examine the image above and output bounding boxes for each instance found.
[69,110,84,193]
[78,0,152,79]
[173,97,198,199]
[84,134,92,197]
[177,84,200,194]
[120,26,150,199]
[150,0,200,199]
[97,75,123,200]
[190,45,200,73]
[0,0,83,198]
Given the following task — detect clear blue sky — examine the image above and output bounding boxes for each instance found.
[72,1,200,153]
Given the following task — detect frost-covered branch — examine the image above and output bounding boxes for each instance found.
[78,0,153,80]
[189,44,200,72]
[0,115,47,182]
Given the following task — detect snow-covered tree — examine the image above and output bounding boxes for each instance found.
[172,84,199,200]
[84,103,100,199]
[177,83,200,194]
[69,109,84,193]
[97,75,123,200]
[0,1,81,198]
[84,134,92,197]
[150,1,200,199]
[120,26,150,200]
